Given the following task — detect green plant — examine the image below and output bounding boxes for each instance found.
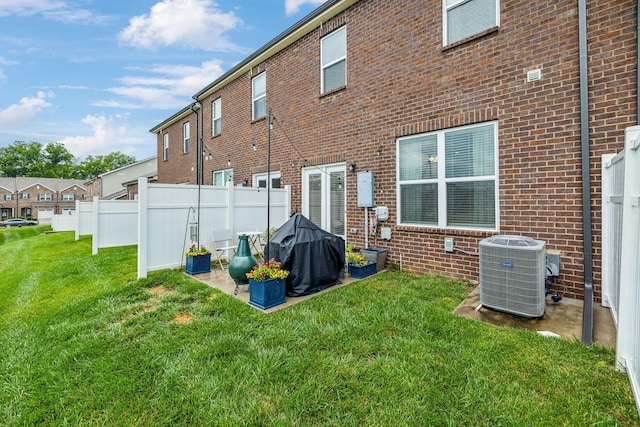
[263,227,277,241]
[346,243,369,266]
[246,258,289,282]
[185,244,211,256]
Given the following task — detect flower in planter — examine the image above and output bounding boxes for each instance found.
[246,258,290,282]
[346,243,371,266]
[185,244,211,256]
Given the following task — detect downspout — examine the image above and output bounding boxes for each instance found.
[578,0,594,345]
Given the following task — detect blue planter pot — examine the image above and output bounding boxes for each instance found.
[348,262,377,278]
[249,278,286,310]
[185,253,211,275]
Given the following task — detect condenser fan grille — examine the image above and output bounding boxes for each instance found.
[479,235,546,317]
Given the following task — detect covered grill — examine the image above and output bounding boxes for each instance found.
[266,213,345,297]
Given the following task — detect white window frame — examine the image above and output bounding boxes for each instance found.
[61,194,75,201]
[396,121,499,231]
[321,26,347,94]
[443,0,500,46]
[38,193,53,201]
[212,169,234,186]
[21,193,29,199]
[252,72,266,121]
[253,171,281,189]
[3,194,12,201]
[301,163,346,239]
[183,122,190,153]
[212,98,221,136]
[163,133,169,161]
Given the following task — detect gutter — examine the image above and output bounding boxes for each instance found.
[578,0,594,345]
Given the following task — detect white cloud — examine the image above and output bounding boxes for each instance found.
[284,0,325,16]
[0,0,112,25]
[118,0,243,52]
[0,91,54,129]
[97,59,225,110]
[56,114,147,158]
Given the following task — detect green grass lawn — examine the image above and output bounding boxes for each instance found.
[0,227,638,426]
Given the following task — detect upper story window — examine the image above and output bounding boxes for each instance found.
[321,26,346,93]
[61,194,75,201]
[183,122,190,153]
[252,72,266,120]
[38,193,53,201]
[213,169,233,186]
[3,194,12,201]
[212,98,221,136]
[443,0,499,46]
[397,122,498,230]
[163,133,169,161]
[21,193,29,199]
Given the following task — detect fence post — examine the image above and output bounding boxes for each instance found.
[92,196,99,255]
[285,185,292,222]
[137,178,149,279]
[227,182,235,239]
[75,199,80,241]
[601,154,616,309]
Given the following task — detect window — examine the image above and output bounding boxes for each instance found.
[212,169,234,186]
[21,193,29,199]
[61,194,75,201]
[3,194,12,201]
[321,26,347,93]
[253,171,281,189]
[38,193,53,201]
[252,72,266,120]
[397,122,498,230]
[163,133,169,160]
[183,122,190,153]
[212,98,221,136]
[444,0,499,46]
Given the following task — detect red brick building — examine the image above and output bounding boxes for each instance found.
[150,0,637,302]
[0,177,88,222]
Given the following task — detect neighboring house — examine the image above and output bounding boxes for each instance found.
[150,0,636,302]
[0,177,88,222]
[85,156,157,200]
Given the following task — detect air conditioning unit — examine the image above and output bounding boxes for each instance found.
[479,235,546,318]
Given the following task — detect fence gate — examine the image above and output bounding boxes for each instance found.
[606,125,640,416]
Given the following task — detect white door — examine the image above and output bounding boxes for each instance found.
[302,163,346,239]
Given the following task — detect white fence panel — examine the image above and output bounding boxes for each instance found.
[137,179,291,278]
[601,150,625,324]
[615,125,640,416]
[75,201,94,240]
[92,199,138,254]
[51,212,77,232]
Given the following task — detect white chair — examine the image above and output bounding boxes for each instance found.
[211,229,237,271]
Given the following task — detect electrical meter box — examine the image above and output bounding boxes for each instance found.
[357,171,374,208]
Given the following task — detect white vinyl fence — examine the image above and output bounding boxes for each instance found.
[137,178,291,278]
[51,211,77,232]
[602,125,640,415]
[75,200,94,240]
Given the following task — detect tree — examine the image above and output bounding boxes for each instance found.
[74,152,136,179]
[0,141,45,177]
[0,140,136,179]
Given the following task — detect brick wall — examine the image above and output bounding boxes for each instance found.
[155,0,637,300]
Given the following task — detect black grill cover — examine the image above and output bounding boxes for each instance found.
[266,213,345,297]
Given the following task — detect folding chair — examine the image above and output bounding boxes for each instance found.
[211,229,237,272]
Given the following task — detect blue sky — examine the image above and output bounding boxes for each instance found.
[0,0,325,160]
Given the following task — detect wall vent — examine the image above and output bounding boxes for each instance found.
[527,69,542,82]
[479,235,546,318]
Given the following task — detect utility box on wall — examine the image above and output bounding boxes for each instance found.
[357,171,374,208]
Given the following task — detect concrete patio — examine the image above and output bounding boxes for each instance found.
[454,286,617,349]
